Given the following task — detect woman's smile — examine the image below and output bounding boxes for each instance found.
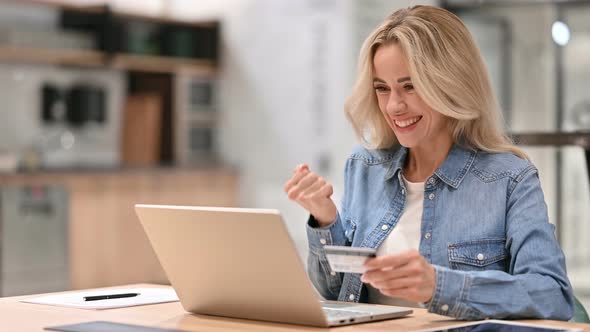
[393,115,423,132]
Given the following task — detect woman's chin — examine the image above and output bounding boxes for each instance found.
[395,136,420,148]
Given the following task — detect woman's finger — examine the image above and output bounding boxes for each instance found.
[301,177,326,200]
[380,287,417,300]
[295,163,309,173]
[364,250,421,272]
[286,172,317,199]
[290,173,319,198]
[370,276,420,291]
[283,166,310,193]
[363,261,423,284]
[310,183,333,200]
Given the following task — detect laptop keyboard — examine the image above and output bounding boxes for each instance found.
[323,307,370,319]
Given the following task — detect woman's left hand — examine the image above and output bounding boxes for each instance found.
[361,249,436,303]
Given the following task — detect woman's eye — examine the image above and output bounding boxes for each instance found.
[403,84,414,91]
[374,86,389,92]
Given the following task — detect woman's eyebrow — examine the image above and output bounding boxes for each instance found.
[372,77,411,83]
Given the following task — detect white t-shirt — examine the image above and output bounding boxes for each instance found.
[366,176,424,307]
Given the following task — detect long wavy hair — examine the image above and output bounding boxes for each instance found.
[344,5,526,159]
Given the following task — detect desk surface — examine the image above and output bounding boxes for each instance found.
[2,284,589,332]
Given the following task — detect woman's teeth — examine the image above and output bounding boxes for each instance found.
[394,116,421,128]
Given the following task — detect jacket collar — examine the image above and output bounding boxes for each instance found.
[384,144,477,189]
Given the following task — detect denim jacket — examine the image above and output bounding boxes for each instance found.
[306,144,574,320]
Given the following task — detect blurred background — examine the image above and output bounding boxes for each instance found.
[0,0,588,311]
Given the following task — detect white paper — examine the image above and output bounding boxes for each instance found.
[20,287,179,310]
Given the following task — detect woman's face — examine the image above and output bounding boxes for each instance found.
[372,43,450,149]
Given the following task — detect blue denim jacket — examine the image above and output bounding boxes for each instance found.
[306,144,574,320]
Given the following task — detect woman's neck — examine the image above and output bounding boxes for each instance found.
[404,139,454,183]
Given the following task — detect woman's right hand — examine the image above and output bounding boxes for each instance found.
[284,164,337,227]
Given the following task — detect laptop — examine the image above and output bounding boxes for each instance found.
[135,204,413,327]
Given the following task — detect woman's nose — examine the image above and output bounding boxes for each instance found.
[386,93,406,115]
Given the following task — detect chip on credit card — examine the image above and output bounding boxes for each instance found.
[324,245,377,274]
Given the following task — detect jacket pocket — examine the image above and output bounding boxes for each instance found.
[448,239,508,272]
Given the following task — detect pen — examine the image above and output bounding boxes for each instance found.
[83,292,140,301]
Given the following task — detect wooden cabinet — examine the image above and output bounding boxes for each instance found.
[0,168,237,290]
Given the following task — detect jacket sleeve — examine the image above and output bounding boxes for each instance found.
[305,212,349,300]
[427,167,575,320]
[305,158,357,300]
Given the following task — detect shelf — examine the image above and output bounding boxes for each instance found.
[110,53,217,75]
[2,0,106,14]
[0,165,234,182]
[187,111,218,125]
[0,46,105,67]
[512,131,590,148]
[0,1,219,74]
[512,131,590,191]
[0,46,217,74]
[113,11,218,29]
[8,0,217,28]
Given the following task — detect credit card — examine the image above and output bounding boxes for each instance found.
[324,245,377,274]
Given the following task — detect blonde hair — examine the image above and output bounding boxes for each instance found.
[344,5,527,159]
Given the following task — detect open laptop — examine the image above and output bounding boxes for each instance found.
[135,204,413,327]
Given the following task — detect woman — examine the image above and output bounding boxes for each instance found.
[284,5,574,320]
